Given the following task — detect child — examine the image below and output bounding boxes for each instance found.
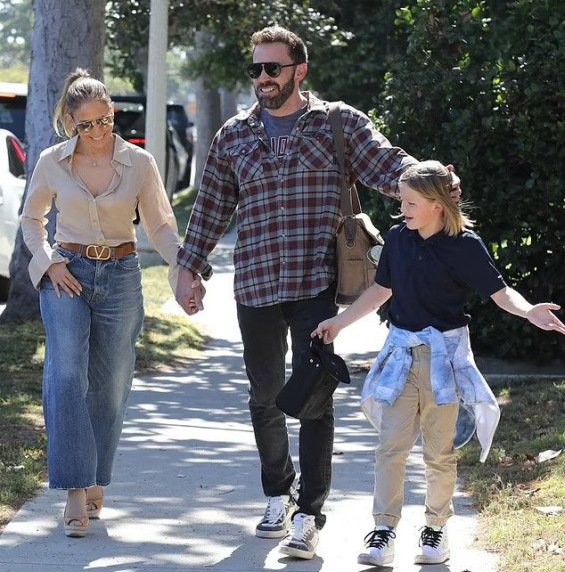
[312,160,565,566]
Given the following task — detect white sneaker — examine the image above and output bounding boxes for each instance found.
[357,526,396,567]
[279,513,319,560]
[414,525,450,564]
[255,495,294,539]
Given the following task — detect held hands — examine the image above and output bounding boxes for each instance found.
[175,267,206,316]
[46,261,82,298]
[525,304,565,335]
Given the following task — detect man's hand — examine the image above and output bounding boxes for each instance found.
[176,267,206,315]
[447,164,462,203]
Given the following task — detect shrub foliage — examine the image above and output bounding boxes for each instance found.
[365,0,564,361]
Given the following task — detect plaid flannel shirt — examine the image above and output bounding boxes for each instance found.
[177,92,417,307]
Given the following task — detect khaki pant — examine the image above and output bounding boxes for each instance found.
[373,345,459,528]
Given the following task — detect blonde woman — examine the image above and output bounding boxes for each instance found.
[21,68,186,537]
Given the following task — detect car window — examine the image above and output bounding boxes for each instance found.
[111,102,146,143]
[0,98,27,142]
[167,104,189,130]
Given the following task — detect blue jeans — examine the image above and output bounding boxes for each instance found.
[39,248,144,489]
[236,286,338,529]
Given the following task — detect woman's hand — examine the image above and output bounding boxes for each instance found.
[175,268,206,315]
[46,261,82,298]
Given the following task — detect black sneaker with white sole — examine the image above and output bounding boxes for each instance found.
[255,495,294,539]
[279,513,319,560]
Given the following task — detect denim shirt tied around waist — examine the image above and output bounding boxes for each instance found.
[361,325,500,462]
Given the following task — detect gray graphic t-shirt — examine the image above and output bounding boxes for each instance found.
[260,106,307,158]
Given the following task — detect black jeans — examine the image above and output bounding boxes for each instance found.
[236,286,338,529]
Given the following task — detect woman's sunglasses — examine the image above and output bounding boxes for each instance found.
[73,113,114,134]
[246,62,299,79]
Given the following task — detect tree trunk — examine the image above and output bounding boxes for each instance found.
[194,78,222,190]
[192,30,223,190]
[0,0,105,324]
[220,87,238,122]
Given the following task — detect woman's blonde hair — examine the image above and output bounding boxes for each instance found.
[52,68,111,138]
[399,160,474,236]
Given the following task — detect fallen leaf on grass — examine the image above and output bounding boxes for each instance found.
[534,506,563,516]
[520,486,541,496]
[536,449,562,463]
[531,538,564,554]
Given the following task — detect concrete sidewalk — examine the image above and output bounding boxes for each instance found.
[0,233,499,572]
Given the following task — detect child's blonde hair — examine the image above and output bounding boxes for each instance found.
[399,160,474,236]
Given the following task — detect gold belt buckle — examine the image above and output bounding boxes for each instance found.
[85,244,111,260]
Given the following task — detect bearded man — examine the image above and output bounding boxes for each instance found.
[175,25,421,560]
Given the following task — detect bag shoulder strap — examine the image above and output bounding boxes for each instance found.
[328,102,361,216]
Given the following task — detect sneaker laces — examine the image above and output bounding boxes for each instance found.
[292,513,315,538]
[364,528,396,549]
[264,496,285,523]
[419,526,443,548]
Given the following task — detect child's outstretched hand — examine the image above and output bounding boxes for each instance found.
[526,304,565,334]
[311,318,343,344]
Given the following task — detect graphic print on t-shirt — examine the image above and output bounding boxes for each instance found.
[270,136,289,158]
[261,105,306,159]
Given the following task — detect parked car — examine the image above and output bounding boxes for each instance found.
[0,82,27,143]
[112,95,194,191]
[111,97,180,200]
[0,129,26,300]
[166,103,194,188]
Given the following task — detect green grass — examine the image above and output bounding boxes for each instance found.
[136,264,206,370]
[0,321,46,529]
[458,379,565,572]
[172,187,196,235]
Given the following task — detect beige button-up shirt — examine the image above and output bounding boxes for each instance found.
[21,134,181,288]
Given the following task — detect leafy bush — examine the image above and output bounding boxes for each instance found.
[366,0,564,361]
[308,0,408,112]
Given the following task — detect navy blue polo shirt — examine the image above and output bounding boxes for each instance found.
[375,224,507,332]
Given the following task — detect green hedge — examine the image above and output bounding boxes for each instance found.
[365,0,564,362]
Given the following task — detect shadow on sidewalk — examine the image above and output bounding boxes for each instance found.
[0,340,496,571]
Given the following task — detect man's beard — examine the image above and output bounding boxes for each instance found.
[255,74,295,110]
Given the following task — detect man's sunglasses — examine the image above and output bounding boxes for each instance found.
[246,62,299,79]
[73,113,114,134]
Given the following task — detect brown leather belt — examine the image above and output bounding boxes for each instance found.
[58,242,136,261]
